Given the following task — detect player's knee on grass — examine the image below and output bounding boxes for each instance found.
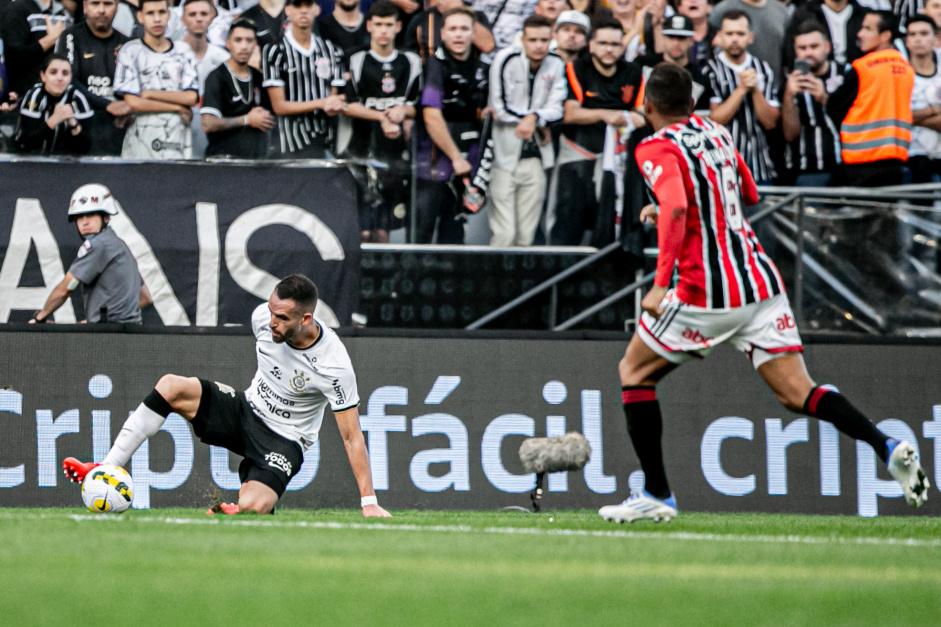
[238,481,278,515]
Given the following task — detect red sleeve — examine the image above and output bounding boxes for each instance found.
[736,149,759,206]
[636,141,689,288]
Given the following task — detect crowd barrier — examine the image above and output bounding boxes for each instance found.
[0,158,362,326]
[0,329,938,517]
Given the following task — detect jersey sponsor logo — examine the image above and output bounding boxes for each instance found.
[215,381,237,397]
[83,53,95,59]
[289,369,309,393]
[332,378,346,406]
[776,314,796,331]
[270,366,282,380]
[265,452,293,477]
[151,139,186,153]
[364,95,406,110]
[641,160,663,186]
[680,131,704,152]
[682,327,714,346]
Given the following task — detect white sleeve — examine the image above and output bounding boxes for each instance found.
[114,44,140,96]
[251,303,269,339]
[323,341,360,412]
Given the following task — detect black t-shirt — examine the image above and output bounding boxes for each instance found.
[240,4,286,50]
[202,62,270,158]
[634,53,715,112]
[344,48,423,160]
[562,56,643,153]
[55,22,130,155]
[316,13,369,60]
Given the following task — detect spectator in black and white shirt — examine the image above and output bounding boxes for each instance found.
[906,15,941,184]
[56,0,132,155]
[781,21,843,186]
[473,0,539,53]
[342,0,422,242]
[0,0,71,98]
[263,0,347,158]
[705,10,780,184]
[114,0,199,159]
[202,17,275,158]
[15,54,93,155]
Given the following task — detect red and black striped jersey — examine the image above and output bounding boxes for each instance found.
[636,114,785,310]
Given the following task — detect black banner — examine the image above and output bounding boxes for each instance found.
[0,331,937,517]
[0,159,361,326]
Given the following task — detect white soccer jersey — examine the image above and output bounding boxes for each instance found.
[114,39,199,96]
[244,304,360,450]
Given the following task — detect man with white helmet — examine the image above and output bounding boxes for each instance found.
[29,183,150,325]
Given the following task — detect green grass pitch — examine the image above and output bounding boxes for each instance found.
[1,508,939,626]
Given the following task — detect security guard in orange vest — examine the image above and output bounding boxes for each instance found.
[827,11,914,186]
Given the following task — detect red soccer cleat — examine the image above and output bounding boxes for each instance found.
[63,457,100,484]
[206,502,240,515]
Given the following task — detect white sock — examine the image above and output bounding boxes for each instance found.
[102,403,167,467]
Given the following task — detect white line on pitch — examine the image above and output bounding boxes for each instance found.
[52,513,941,548]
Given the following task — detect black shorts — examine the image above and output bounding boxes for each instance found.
[190,379,304,498]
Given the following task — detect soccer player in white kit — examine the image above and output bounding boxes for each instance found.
[598,64,929,523]
[64,275,391,517]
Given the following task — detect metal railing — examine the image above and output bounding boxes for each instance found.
[467,185,941,335]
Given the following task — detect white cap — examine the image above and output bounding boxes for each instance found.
[68,183,118,221]
[555,10,591,35]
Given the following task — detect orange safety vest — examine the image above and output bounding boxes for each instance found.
[840,49,914,164]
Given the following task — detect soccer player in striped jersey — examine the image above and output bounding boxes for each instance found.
[598,64,930,524]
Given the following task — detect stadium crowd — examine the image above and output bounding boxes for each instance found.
[0,0,935,245]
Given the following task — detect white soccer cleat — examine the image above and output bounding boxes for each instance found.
[887,440,930,508]
[599,490,678,523]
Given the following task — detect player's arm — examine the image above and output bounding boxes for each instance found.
[334,407,392,518]
[473,21,496,54]
[139,284,152,310]
[636,142,689,317]
[138,89,199,107]
[30,273,80,323]
[344,102,386,122]
[735,148,760,206]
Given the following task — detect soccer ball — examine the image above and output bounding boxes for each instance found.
[81,465,134,514]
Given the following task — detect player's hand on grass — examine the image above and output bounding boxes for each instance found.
[362,504,392,518]
[641,285,668,319]
[640,203,658,226]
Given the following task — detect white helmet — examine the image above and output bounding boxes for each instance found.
[68,183,118,222]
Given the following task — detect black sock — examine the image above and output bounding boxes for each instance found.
[622,386,671,499]
[143,388,174,418]
[804,386,889,462]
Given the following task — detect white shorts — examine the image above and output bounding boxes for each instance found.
[122,112,192,160]
[637,291,803,369]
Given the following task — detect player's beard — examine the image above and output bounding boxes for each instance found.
[271,324,299,344]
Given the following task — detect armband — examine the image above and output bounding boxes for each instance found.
[67,278,80,291]
[361,495,378,508]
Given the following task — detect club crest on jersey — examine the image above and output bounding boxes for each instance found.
[381,75,396,94]
[314,57,332,80]
[642,160,663,185]
[290,369,310,393]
